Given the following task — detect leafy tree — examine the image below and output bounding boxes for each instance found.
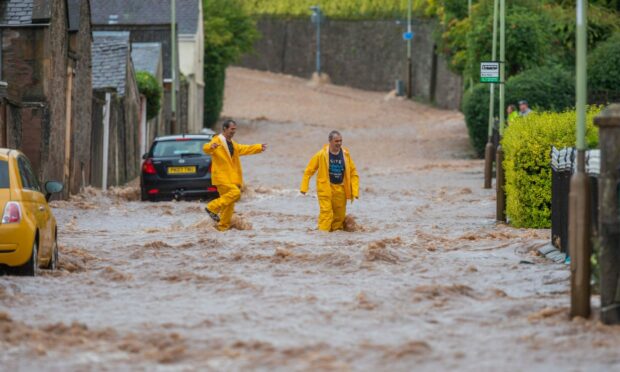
[203,0,259,128]
[136,71,163,121]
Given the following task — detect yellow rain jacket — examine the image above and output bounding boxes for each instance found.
[300,145,359,201]
[203,134,263,186]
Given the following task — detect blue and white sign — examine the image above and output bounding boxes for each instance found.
[403,31,414,41]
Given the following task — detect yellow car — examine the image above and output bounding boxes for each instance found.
[0,149,63,276]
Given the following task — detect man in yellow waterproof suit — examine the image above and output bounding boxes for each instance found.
[203,120,267,231]
[300,130,359,231]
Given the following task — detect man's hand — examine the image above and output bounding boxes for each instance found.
[210,142,220,150]
[261,144,268,152]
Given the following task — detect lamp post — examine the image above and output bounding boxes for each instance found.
[569,0,591,319]
[310,6,323,77]
[495,0,506,222]
[484,0,499,189]
[407,0,413,98]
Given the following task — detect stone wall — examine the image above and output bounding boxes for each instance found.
[237,17,462,110]
[67,0,93,194]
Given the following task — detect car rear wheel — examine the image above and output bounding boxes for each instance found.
[47,239,58,271]
[19,240,39,277]
[141,187,148,201]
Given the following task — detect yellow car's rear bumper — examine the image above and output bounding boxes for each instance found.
[0,223,34,267]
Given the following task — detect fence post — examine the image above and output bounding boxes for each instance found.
[594,103,620,324]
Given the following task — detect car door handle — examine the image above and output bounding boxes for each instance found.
[38,206,45,212]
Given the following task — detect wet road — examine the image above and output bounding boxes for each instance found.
[1,68,619,371]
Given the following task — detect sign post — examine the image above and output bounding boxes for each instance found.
[483,0,500,190]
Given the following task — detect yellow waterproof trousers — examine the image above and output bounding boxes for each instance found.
[206,184,241,231]
[318,183,346,232]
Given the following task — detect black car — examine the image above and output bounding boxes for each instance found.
[140,133,218,201]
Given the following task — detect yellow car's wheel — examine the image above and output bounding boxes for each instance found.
[48,239,58,271]
[19,240,39,277]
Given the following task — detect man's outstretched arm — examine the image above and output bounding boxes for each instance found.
[237,143,267,156]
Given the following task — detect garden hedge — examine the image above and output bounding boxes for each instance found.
[502,107,601,228]
[463,65,575,156]
[588,33,620,93]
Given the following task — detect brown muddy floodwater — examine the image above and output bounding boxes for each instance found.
[1,68,619,371]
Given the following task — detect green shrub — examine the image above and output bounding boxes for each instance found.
[462,83,493,157]
[502,107,601,228]
[463,65,575,157]
[589,33,620,92]
[135,71,162,121]
[203,0,259,128]
[506,65,575,111]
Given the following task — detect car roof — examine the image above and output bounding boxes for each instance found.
[154,134,213,142]
[0,148,18,161]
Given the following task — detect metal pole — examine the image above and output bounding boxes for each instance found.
[569,0,591,319]
[171,0,177,133]
[407,0,412,98]
[496,0,506,222]
[317,9,321,76]
[484,0,499,189]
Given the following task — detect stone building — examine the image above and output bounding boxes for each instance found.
[91,0,204,134]
[0,0,93,196]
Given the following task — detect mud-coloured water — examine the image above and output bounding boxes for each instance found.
[1,68,619,371]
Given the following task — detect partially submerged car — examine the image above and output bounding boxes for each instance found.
[140,134,218,201]
[0,149,64,276]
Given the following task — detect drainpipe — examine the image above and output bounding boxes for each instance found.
[102,92,111,190]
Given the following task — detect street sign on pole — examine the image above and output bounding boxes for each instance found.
[480,61,500,83]
[403,31,414,41]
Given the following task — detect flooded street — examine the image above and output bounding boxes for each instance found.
[1,67,619,371]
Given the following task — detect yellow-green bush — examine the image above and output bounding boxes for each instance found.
[502,107,601,228]
[243,0,413,19]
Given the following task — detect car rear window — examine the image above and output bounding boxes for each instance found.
[151,139,209,157]
[0,160,9,188]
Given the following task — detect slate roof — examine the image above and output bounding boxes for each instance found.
[0,0,34,25]
[91,0,200,35]
[92,31,131,95]
[131,42,162,76]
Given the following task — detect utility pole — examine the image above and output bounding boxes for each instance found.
[407,0,413,98]
[495,0,506,222]
[171,0,177,133]
[569,0,591,319]
[468,0,474,92]
[310,6,323,77]
[484,0,499,189]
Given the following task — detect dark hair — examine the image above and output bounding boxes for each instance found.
[328,130,341,141]
[223,119,237,130]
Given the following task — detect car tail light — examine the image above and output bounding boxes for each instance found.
[207,186,217,192]
[148,189,159,195]
[142,158,156,174]
[2,202,21,224]
[207,163,212,173]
